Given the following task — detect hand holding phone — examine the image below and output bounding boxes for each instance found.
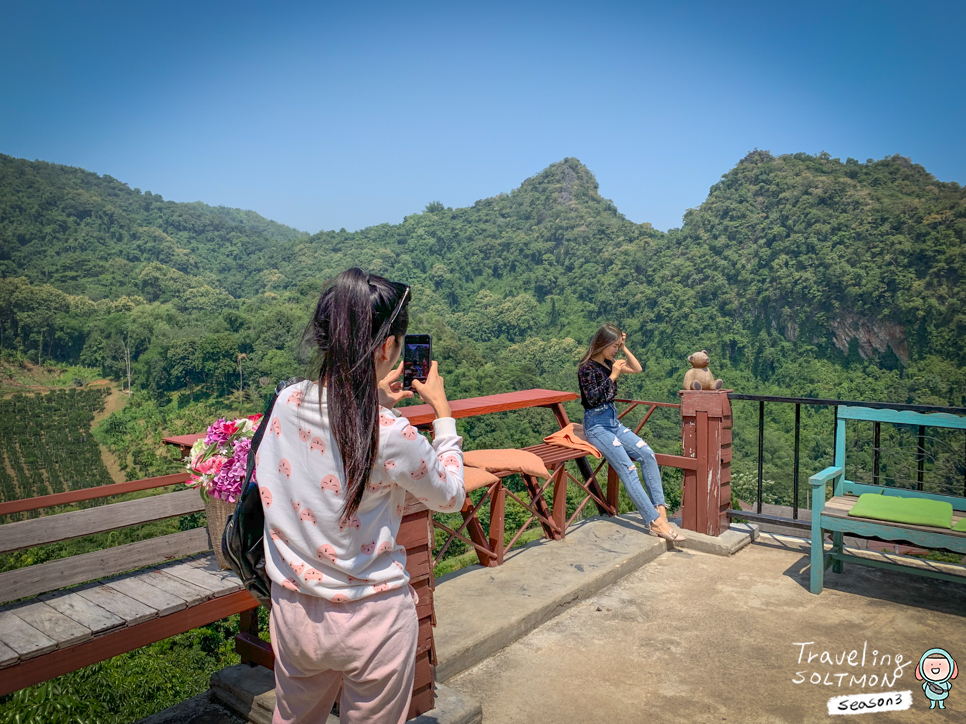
[403,335,432,391]
[412,361,451,419]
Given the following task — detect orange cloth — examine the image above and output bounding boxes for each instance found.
[463,449,550,479]
[543,423,602,459]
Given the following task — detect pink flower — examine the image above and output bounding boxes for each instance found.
[188,415,259,501]
[195,456,227,476]
[219,420,240,437]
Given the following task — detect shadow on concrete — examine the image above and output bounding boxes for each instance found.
[779,553,966,618]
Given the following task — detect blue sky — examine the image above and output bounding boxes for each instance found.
[2,1,963,233]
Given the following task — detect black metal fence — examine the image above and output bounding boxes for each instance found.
[725,394,966,532]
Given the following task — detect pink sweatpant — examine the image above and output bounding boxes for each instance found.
[269,582,418,724]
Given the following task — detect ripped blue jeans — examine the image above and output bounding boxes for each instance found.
[583,402,665,525]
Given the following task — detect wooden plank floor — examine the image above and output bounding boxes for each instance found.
[0,553,241,669]
[823,495,966,537]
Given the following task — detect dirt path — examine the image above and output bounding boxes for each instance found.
[91,385,129,485]
[1,377,112,399]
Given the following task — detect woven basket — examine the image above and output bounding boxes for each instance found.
[204,495,235,570]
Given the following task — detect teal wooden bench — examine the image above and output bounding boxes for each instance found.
[808,406,966,594]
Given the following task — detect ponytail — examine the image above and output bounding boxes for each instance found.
[308,268,409,520]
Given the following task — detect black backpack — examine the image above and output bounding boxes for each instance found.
[222,377,305,608]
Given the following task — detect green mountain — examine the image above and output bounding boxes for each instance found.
[1,151,963,415]
[0,153,307,300]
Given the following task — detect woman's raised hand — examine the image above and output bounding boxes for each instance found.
[412,361,452,419]
[377,362,414,409]
[610,359,628,380]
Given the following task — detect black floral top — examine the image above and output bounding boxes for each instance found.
[578,359,616,409]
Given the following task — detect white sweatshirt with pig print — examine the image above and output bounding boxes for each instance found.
[256,381,465,602]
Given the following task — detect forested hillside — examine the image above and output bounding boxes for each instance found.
[1,151,964,487]
[0,154,307,300]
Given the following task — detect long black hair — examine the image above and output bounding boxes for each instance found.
[307,268,409,520]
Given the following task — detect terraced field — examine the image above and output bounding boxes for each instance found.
[0,388,115,513]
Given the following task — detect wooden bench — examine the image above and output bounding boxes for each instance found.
[422,391,697,567]
[0,474,258,697]
[392,389,609,568]
[808,406,966,594]
[434,441,613,568]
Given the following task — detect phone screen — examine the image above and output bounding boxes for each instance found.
[403,335,432,390]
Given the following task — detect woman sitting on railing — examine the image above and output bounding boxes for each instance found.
[578,324,685,542]
[256,268,465,724]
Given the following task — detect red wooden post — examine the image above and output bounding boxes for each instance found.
[606,464,620,512]
[679,390,733,536]
[489,484,506,565]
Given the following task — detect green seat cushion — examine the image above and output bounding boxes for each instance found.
[848,493,952,529]
[953,517,966,532]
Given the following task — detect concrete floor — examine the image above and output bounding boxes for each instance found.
[447,536,966,724]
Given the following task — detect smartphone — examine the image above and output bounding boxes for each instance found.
[403,334,432,391]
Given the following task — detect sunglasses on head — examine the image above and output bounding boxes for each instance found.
[385,281,410,328]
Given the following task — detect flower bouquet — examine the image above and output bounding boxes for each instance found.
[185,414,262,568]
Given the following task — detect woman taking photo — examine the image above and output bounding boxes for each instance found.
[256,268,465,724]
[578,324,685,542]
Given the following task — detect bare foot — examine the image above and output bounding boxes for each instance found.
[656,505,667,520]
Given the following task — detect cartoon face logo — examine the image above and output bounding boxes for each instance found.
[439,494,458,511]
[304,568,325,582]
[317,544,337,563]
[395,504,405,516]
[290,561,305,576]
[366,481,384,494]
[360,540,377,555]
[280,578,299,592]
[320,475,341,494]
[259,487,273,507]
[310,436,325,454]
[401,425,419,441]
[270,527,288,545]
[410,460,429,480]
[439,453,461,469]
[287,389,303,407]
[299,507,317,525]
[347,574,366,584]
[270,418,282,437]
[377,540,394,555]
[436,469,447,482]
[278,459,292,478]
[338,514,361,532]
[330,593,350,603]
[393,560,405,571]
[373,582,390,593]
[917,648,958,709]
[290,499,301,513]
[298,427,311,442]
[379,414,396,427]
[385,460,396,471]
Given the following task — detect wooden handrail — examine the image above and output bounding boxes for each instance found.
[399,389,578,427]
[0,473,191,517]
[614,398,681,409]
